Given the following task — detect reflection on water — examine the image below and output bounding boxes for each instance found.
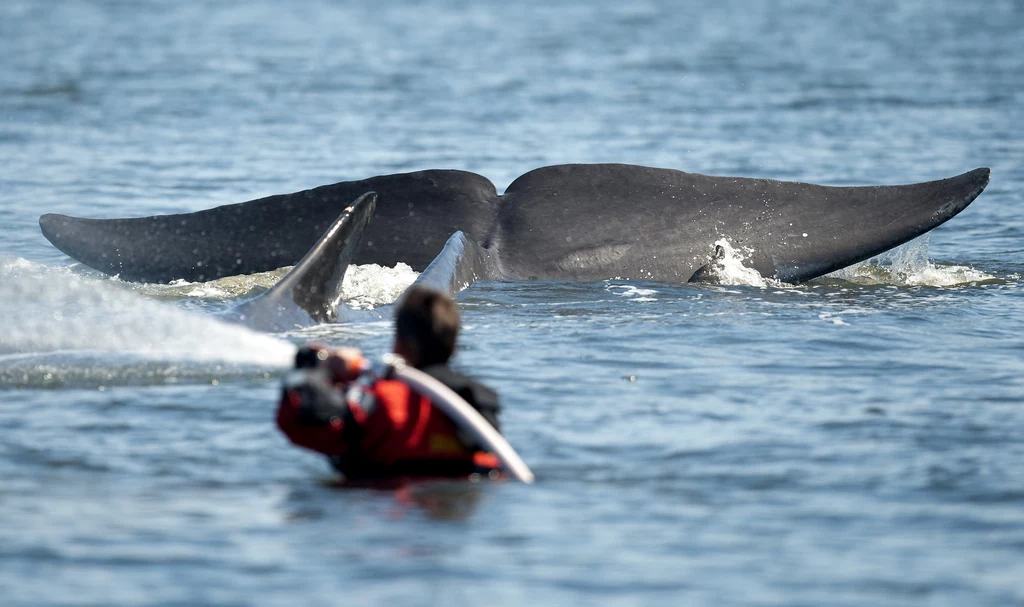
[311,479,489,522]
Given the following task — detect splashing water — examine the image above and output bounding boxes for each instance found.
[139,268,291,301]
[697,236,993,288]
[711,239,768,287]
[606,284,659,301]
[0,257,296,367]
[132,263,419,310]
[340,262,420,310]
[825,235,995,287]
[707,239,786,288]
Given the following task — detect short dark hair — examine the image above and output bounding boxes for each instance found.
[395,286,460,366]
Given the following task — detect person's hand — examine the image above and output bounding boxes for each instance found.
[324,347,368,383]
[294,343,367,383]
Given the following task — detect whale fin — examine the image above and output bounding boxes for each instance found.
[224,192,377,332]
[409,231,504,297]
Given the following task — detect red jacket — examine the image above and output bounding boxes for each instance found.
[277,374,499,478]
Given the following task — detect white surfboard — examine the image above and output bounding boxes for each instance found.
[382,354,535,484]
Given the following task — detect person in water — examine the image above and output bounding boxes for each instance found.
[276,286,502,479]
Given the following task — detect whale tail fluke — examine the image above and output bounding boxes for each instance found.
[39,165,990,290]
[224,192,377,332]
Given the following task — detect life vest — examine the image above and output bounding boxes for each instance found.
[277,372,500,479]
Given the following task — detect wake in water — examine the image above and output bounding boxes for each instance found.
[0,257,296,388]
[0,257,422,388]
[0,235,991,388]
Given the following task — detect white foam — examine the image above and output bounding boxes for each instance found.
[341,262,420,310]
[132,262,420,310]
[707,239,789,288]
[818,312,850,326]
[606,284,659,301]
[0,257,295,367]
[133,268,289,300]
[825,235,995,287]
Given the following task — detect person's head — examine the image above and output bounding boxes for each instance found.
[393,286,460,368]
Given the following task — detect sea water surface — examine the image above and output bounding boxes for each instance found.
[2,1,1024,605]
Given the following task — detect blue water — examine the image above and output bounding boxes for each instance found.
[3,0,1024,605]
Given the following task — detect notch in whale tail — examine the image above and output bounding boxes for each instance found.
[225,192,377,332]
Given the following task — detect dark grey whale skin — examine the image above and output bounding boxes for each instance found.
[39,164,989,285]
[39,170,498,283]
[493,164,990,283]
